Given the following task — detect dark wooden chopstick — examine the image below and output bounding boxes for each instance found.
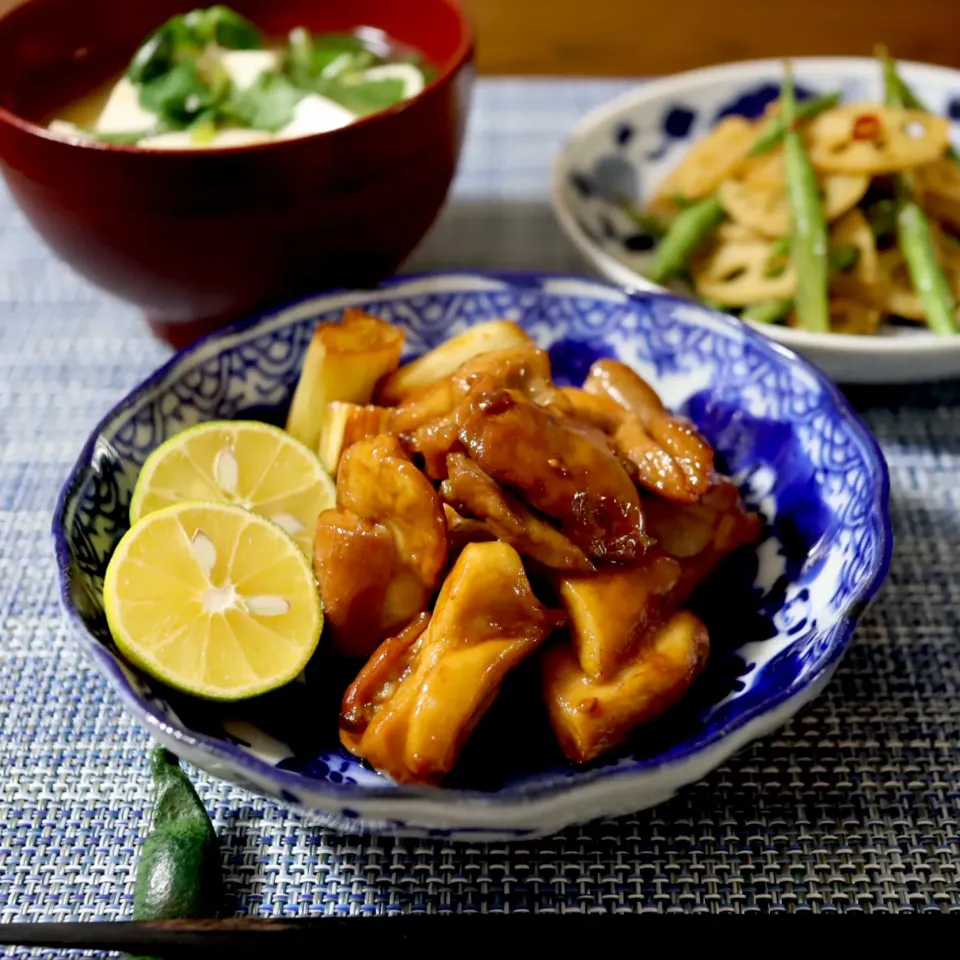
[0,918,324,953]
[0,916,641,954]
[0,913,901,953]
[0,914,731,954]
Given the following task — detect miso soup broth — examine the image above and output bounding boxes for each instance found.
[48,6,433,150]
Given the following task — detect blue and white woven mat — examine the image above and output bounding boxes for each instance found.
[1,82,958,945]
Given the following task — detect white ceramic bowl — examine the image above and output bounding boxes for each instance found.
[552,57,960,384]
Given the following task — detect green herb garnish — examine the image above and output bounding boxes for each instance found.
[225,71,304,132]
[138,61,219,130]
[320,76,407,116]
[184,5,262,49]
[828,243,861,274]
[112,7,430,144]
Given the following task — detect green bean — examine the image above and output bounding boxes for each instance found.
[642,86,847,287]
[766,236,791,259]
[701,297,735,312]
[642,88,839,285]
[865,198,899,241]
[619,202,669,238]
[877,45,959,162]
[644,194,726,285]
[881,49,959,335]
[896,191,959,334]
[828,243,861,273]
[670,193,697,210]
[741,299,794,324]
[748,90,842,157]
[781,65,830,333]
[765,236,791,277]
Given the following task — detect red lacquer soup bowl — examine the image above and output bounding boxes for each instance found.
[0,0,474,346]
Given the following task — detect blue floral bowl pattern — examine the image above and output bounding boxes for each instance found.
[53,271,892,840]
[552,58,960,385]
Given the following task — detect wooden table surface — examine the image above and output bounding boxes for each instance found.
[0,0,957,75]
[460,0,960,75]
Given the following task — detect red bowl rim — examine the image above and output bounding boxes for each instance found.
[0,0,474,156]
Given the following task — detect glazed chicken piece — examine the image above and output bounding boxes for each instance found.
[442,503,496,561]
[441,453,594,573]
[340,612,432,737]
[542,611,710,764]
[558,387,624,433]
[392,345,570,432]
[313,510,399,658]
[644,474,764,607]
[313,434,447,659]
[459,389,648,562]
[553,474,761,683]
[448,346,572,416]
[396,346,574,480]
[340,541,566,785]
[388,378,457,435]
[406,413,466,481]
[582,359,715,503]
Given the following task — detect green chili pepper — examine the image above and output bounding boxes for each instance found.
[741,299,794,324]
[748,90,843,157]
[644,193,726,285]
[881,49,959,335]
[781,64,830,333]
[132,746,221,954]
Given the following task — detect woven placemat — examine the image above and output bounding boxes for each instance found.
[0,83,958,953]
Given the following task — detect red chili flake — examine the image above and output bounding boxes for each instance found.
[852,114,883,141]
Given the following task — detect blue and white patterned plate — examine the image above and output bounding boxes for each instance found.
[552,58,960,384]
[53,271,892,840]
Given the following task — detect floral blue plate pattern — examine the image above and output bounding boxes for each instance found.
[552,58,960,385]
[53,271,891,840]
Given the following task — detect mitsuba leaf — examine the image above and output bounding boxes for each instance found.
[189,109,220,143]
[138,61,217,129]
[184,5,262,49]
[318,48,376,77]
[92,129,149,145]
[286,26,316,88]
[310,33,372,58]
[128,6,261,85]
[320,76,406,116]
[127,15,199,84]
[226,71,303,131]
[285,31,377,84]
